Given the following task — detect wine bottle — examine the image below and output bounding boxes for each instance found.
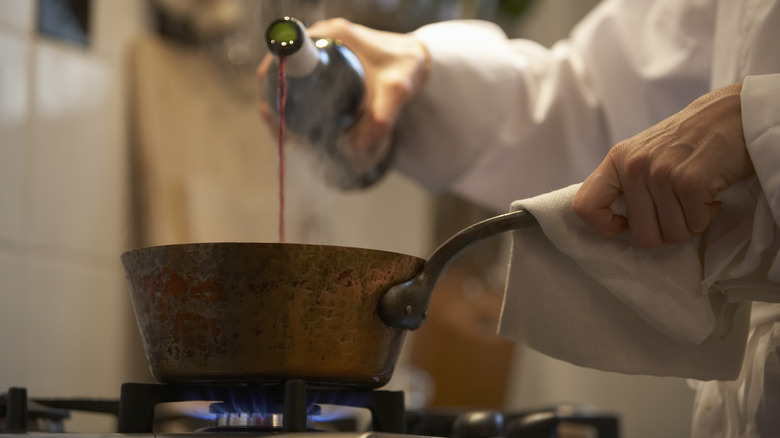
[265,16,392,189]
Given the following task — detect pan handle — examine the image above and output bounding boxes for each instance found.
[379,209,538,330]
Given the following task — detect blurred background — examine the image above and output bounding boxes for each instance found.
[0,1,694,437]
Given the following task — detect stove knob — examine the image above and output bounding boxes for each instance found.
[506,411,559,438]
[452,410,504,438]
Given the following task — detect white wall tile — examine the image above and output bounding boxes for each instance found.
[92,0,150,58]
[0,2,147,433]
[28,42,128,257]
[15,256,129,397]
[0,32,29,243]
[0,0,34,33]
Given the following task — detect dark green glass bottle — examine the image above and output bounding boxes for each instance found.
[265,16,391,189]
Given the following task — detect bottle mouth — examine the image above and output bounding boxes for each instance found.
[266,16,304,56]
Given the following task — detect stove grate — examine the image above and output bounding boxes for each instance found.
[117,380,406,434]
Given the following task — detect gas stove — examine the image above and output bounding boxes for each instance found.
[1,381,619,438]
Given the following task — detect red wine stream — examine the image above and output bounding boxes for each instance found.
[277,56,287,243]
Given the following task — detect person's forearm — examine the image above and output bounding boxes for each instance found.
[394,0,716,211]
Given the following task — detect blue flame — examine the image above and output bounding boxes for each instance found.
[163,401,217,421]
[167,385,373,427]
[314,405,365,423]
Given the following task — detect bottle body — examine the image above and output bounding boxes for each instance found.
[266,38,364,149]
[265,17,392,189]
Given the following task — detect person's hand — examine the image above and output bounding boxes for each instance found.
[256,18,430,152]
[572,82,755,248]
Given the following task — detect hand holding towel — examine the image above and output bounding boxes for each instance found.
[499,179,778,380]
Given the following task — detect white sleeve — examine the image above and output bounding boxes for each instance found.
[393,0,716,212]
[742,74,780,286]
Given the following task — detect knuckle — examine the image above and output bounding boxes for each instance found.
[647,161,672,187]
[366,111,394,137]
[607,141,629,162]
[329,17,348,26]
[647,145,690,187]
[386,75,413,99]
[622,152,649,184]
[612,141,649,179]
[328,17,351,31]
[672,167,710,202]
[311,17,352,39]
[673,172,702,198]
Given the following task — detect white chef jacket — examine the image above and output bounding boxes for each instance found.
[393,0,780,437]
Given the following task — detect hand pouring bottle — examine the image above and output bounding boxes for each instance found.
[265,16,393,189]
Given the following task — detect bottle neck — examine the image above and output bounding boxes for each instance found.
[280,36,320,78]
[266,17,320,78]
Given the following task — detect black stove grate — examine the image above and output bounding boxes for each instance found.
[0,387,103,434]
[117,380,406,434]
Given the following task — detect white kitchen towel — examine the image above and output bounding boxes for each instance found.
[498,180,778,381]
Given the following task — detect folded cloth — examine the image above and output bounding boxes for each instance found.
[498,180,779,380]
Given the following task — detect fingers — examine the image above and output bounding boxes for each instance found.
[641,144,696,246]
[614,147,706,248]
[675,149,731,233]
[256,54,273,88]
[575,83,750,248]
[306,18,428,154]
[258,101,274,126]
[679,190,721,234]
[256,55,279,133]
[256,55,274,111]
[306,18,348,36]
[573,155,628,238]
[353,111,393,152]
[353,71,409,151]
[621,186,662,248]
[307,18,360,46]
[643,183,689,246]
[574,141,707,248]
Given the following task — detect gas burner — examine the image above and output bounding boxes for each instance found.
[117,380,407,434]
[204,401,322,431]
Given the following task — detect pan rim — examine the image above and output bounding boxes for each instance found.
[121,241,426,263]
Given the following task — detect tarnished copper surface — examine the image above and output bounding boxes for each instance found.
[121,243,425,388]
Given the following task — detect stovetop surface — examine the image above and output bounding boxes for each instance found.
[2,384,620,438]
[3,432,426,438]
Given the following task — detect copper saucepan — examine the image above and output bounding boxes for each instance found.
[121,210,537,388]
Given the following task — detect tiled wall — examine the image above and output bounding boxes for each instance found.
[0,1,149,431]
